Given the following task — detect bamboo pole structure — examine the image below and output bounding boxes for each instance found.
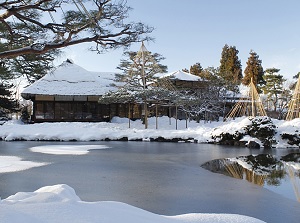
[286,74,300,120]
[224,78,267,121]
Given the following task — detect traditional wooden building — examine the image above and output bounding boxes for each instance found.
[21,61,209,123]
[159,70,207,90]
[21,59,121,122]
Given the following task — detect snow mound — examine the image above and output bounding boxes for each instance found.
[3,184,80,204]
[0,184,265,223]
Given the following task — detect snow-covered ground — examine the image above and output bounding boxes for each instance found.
[0,184,264,223]
[1,116,300,148]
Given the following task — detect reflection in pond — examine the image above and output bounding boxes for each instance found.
[202,153,300,202]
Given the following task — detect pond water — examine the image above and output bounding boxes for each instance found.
[0,141,300,223]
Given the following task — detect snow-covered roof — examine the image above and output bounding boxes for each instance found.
[21,60,117,98]
[159,70,202,81]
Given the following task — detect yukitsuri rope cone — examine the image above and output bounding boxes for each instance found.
[224,78,267,121]
[286,75,300,120]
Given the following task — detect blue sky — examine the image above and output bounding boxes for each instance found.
[58,0,300,80]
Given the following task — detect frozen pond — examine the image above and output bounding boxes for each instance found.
[0,141,300,223]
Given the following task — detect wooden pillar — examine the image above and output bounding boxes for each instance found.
[32,99,36,122]
[185,112,188,129]
[175,105,178,130]
[109,104,112,122]
[169,106,171,125]
[128,103,131,128]
[156,104,158,129]
[144,102,148,129]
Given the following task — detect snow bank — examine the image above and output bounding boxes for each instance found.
[0,184,265,223]
[1,116,300,148]
[0,117,219,142]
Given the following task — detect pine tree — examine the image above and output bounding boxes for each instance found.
[0,1,152,58]
[242,50,265,91]
[189,63,203,77]
[219,44,243,92]
[10,52,59,83]
[116,49,167,90]
[0,61,17,114]
[289,72,300,90]
[262,68,286,112]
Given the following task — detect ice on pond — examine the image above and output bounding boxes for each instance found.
[0,156,49,173]
[29,145,110,155]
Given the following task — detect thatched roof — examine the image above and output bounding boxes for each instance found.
[21,60,117,99]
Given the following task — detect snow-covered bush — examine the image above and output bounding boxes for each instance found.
[245,117,276,148]
[0,109,9,125]
[281,133,300,147]
[211,131,245,146]
[212,116,276,148]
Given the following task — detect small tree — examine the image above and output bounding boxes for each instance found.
[262,68,286,112]
[116,45,167,90]
[187,66,226,121]
[101,43,168,128]
[189,63,203,77]
[182,63,203,77]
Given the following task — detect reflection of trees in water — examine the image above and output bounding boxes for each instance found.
[222,161,267,186]
[266,167,286,186]
[222,159,287,187]
[202,154,299,196]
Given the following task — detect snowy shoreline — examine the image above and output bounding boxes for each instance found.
[0,184,265,223]
[1,116,300,149]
